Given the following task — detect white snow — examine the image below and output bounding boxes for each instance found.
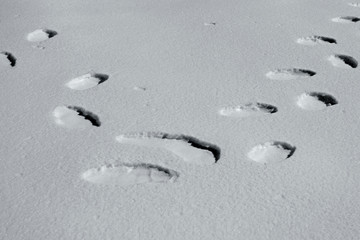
[66,73,109,90]
[348,3,360,7]
[219,102,277,118]
[331,16,360,23]
[247,141,295,164]
[296,92,338,111]
[53,106,100,129]
[328,54,358,69]
[265,68,316,80]
[26,29,57,42]
[296,36,337,46]
[116,132,219,165]
[0,51,15,67]
[82,164,178,186]
[2,0,360,239]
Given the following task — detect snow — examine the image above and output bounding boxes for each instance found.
[116,132,219,165]
[328,54,358,68]
[265,68,316,80]
[2,0,360,239]
[247,141,296,164]
[66,73,109,90]
[219,102,278,118]
[296,92,338,111]
[82,163,179,186]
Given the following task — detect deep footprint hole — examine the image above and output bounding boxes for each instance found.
[2,52,16,67]
[298,69,316,76]
[337,55,358,68]
[273,141,296,159]
[94,73,109,84]
[160,134,221,162]
[318,36,337,44]
[309,92,338,106]
[259,103,278,114]
[123,163,179,178]
[45,29,58,38]
[68,106,101,127]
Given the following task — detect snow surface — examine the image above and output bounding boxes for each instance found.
[82,163,178,186]
[66,72,109,90]
[219,102,277,118]
[2,0,360,239]
[26,29,57,42]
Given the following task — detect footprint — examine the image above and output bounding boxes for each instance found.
[331,16,360,23]
[66,72,109,90]
[247,141,296,164]
[27,29,57,42]
[0,51,16,67]
[296,92,338,111]
[349,3,360,7]
[296,36,337,46]
[328,54,358,68]
[53,106,101,129]
[116,132,221,165]
[219,102,278,118]
[81,163,179,186]
[266,68,316,80]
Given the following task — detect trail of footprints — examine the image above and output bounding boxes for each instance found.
[4,3,354,186]
[71,2,358,185]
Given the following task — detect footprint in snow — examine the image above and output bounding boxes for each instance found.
[296,36,337,46]
[27,29,57,42]
[219,102,277,118]
[82,163,179,186]
[53,106,101,129]
[66,72,109,90]
[266,68,316,80]
[247,141,296,164]
[0,51,16,67]
[328,54,358,68]
[349,3,360,7]
[297,92,338,111]
[116,132,221,165]
[331,16,360,23]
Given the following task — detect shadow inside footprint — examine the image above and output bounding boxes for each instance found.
[1,52,16,67]
[329,54,358,68]
[161,134,222,162]
[272,141,296,159]
[82,163,179,186]
[116,132,221,165]
[68,106,101,127]
[45,29,57,38]
[93,73,109,84]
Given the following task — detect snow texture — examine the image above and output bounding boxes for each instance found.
[82,163,178,186]
[116,132,220,165]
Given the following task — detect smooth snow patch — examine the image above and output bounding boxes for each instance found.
[53,106,101,129]
[296,36,337,46]
[0,51,16,67]
[66,73,109,90]
[349,3,360,7]
[266,68,316,80]
[328,54,358,69]
[247,141,296,164]
[219,102,277,118]
[133,86,147,91]
[116,132,221,165]
[82,163,178,186]
[331,16,360,23]
[27,29,57,42]
[297,92,338,111]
